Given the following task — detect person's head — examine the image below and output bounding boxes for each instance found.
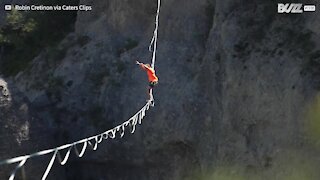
[146,64,151,68]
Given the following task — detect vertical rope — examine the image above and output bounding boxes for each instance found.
[151,0,161,69]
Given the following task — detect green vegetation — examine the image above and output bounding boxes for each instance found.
[0,0,79,76]
[0,9,38,76]
[189,151,320,180]
[306,94,320,145]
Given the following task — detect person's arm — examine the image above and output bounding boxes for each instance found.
[136,61,147,70]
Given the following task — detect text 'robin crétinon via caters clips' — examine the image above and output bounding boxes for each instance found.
[12,4,92,11]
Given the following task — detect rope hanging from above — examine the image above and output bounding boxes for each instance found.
[149,0,161,70]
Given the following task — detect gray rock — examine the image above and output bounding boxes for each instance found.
[0,77,65,179]
[1,0,320,179]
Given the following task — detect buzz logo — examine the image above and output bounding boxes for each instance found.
[278,3,303,13]
[278,3,316,13]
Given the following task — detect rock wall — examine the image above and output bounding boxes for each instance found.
[1,0,320,179]
[0,77,65,179]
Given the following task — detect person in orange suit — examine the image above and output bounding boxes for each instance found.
[136,61,158,100]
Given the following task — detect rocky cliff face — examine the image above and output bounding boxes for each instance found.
[0,77,65,179]
[1,0,320,179]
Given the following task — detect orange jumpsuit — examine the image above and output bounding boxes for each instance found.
[140,64,158,82]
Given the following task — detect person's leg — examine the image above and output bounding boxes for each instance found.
[148,82,154,100]
[149,87,153,99]
[148,86,151,99]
